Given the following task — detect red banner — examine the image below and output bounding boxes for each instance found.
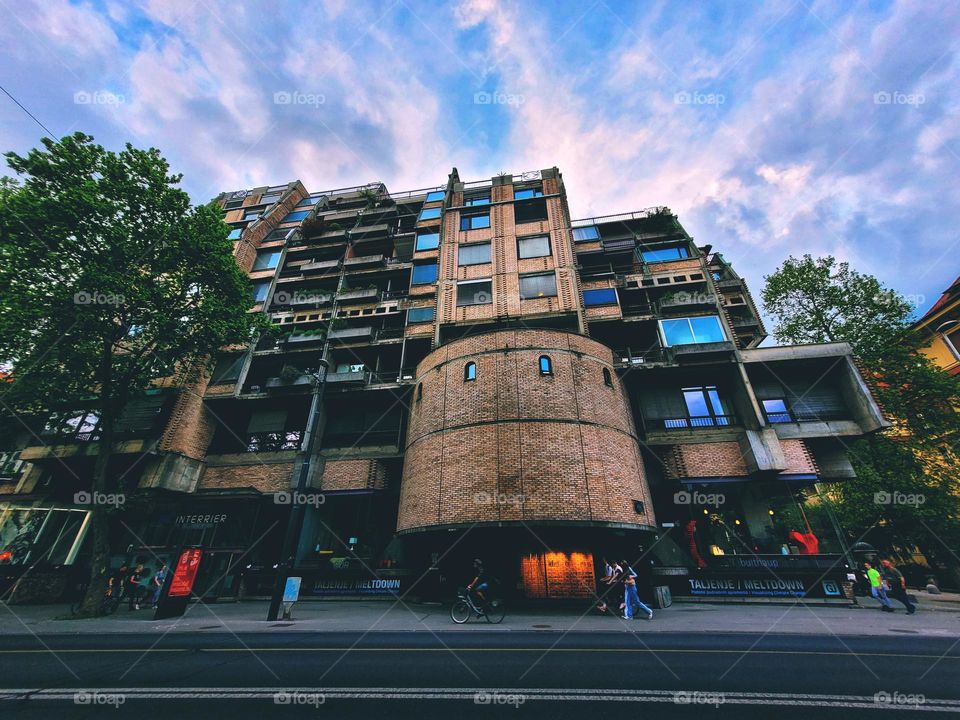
[168,548,202,598]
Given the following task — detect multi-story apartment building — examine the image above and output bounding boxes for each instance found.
[0,167,887,605]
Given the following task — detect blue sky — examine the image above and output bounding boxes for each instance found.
[1,0,958,317]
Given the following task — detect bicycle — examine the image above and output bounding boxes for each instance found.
[450,586,505,624]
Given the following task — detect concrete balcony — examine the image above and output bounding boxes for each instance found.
[668,341,737,360]
[343,254,385,268]
[325,369,370,385]
[337,287,380,303]
[328,326,375,342]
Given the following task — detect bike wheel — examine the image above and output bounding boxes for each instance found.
[450,600,471,624]
[484,599,505,624]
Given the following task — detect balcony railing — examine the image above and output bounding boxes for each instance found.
[337,287,380,302]
[764,408,849,424]
[658,415,737,430]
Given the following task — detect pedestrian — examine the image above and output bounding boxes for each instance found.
[620,559,653,621]
[881,560,916,615]
[127,563,145,611]
[864,561,894,612]
[151,563,168,609]
[596,556,615,614]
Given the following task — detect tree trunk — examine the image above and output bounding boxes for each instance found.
[76,347,117,617]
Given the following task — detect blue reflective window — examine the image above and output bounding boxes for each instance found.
[282,209,311,223]
[464,362,476,381]
[252,250,281,271]
[407,307,435,324]
[583,288,618,306]
[464,194,490,206]
[572,226,600,241]
[641,246,689,263]
[415,232,440,251]
[539,355,552,375]
[659,316,726,346]
[419,207,441,221]
[515,187,543,199]
[251,281,270,302]
[296,197,320,207]
[227,228,242,240]
[411,263,438,285]
[763,398,792,423]
[425,191,445,202]
[461,213,490,230]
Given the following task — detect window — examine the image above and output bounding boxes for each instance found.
[640,246,689,263]
[464,193,490,206]
[762,399,792,423]
[457,280,492,306]
[603,368,613,387]
[711,271,722,281]
[539,355,552,375]
[464,362,476,381]
[514,185,543,199]
[419,207,441,221]
[519,273,557,299]
[514,197,548,223]
[407,307,435,324]
[572,226,600,242]
[518,234,550,259]
[296,196,320,207]
[459,242,491,266]
[416,383,423,401]
[252,280,270,302]
[281,209,311,223]
[243,211,261,222]
[415,232,440,251]
[583,288,618,306]
[665,386,733,428]
[252,249,281,271]
[425,190,445,202]
[411,263,438,285]
[211,354,244,385]
[460,212,490,230]
[264,228,292,242]
[227,227,242,240]
[659,315,726,346]
[260,193,282,205]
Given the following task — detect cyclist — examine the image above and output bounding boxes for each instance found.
[466,558,489,608]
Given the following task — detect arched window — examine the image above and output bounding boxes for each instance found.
[416,383,423,401]
[603,367,613,387]
[538,355,552,375]
[464,362,477,381]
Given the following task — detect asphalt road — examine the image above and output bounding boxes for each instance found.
[0,629,957,718]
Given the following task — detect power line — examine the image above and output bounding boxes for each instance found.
[0,84,55,138]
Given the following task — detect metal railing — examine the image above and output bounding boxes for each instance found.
[659,415,737,429]
[571,207,671,227]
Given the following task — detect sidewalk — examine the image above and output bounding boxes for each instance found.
[2,592,959,638]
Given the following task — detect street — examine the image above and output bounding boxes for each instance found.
[0,628,957,717]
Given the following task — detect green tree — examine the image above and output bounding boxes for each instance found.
[762,255,960,585]
[0,133,262,614]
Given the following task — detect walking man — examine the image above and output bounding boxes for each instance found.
[881,560,916,614]
[864,561,894,612]
[127,563,145,611]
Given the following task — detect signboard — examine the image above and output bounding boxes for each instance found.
[168,548,203,597]
[154,547,203,620]
[661,569,851,600]
[309,577,404,596]
[283,576,302,602]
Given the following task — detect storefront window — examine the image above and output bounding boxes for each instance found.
[0,504,90,565]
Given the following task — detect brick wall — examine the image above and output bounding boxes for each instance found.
[320,459,387,491]
[666,441,749,479]
[398,329,655,531]
[200,460,294,493]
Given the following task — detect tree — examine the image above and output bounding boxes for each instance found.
[0,133,263,614]
[762,255,960,585]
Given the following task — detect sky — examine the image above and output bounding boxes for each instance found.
[1,0,958,319]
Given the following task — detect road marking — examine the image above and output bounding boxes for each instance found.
[2,687,957,711]
[0,646,957,660]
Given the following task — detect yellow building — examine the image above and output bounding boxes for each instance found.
[915,276,960,375]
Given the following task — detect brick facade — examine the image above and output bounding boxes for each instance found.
[398,329,655,531]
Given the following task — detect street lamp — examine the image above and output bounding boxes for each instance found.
[267,358,329,621]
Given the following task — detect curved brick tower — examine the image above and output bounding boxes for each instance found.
[397,329,655,533]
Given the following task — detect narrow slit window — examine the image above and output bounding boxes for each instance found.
[464,362,477,381]
[539,356,552,375]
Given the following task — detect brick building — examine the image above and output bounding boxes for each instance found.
[0,167,887,604]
